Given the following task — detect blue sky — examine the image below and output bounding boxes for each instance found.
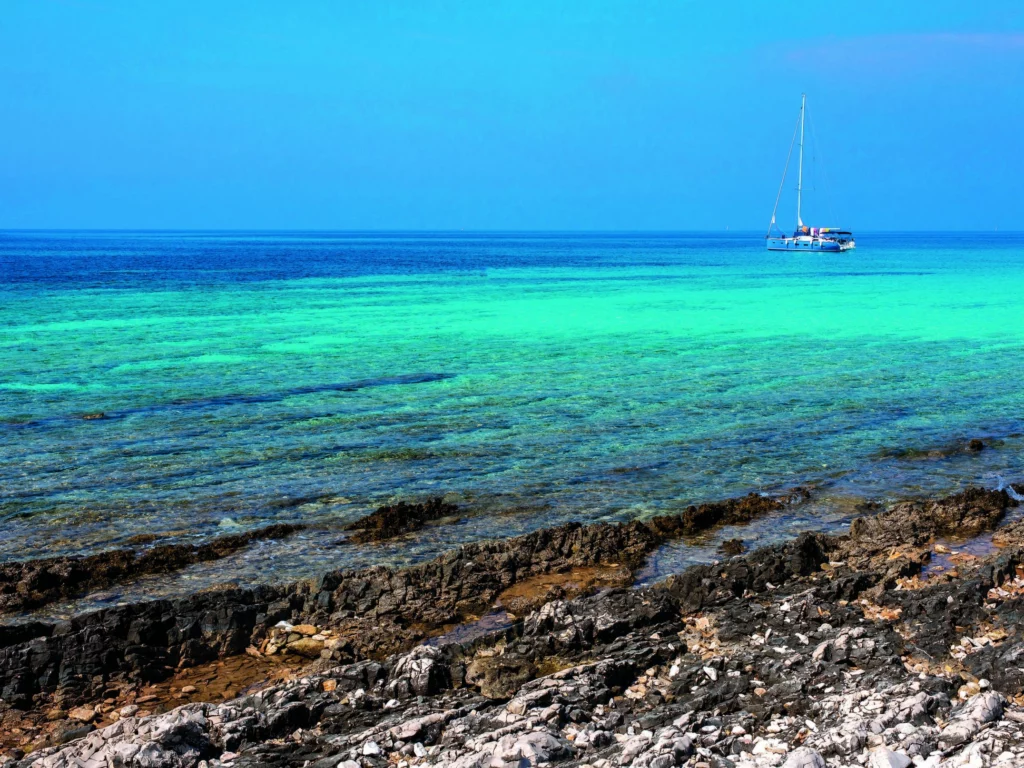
[1,1,1021,230]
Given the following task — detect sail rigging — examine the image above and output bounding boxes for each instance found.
[765,94,855,252]
[766,116,800,238]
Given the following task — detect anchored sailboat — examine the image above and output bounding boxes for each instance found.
[766,94,855,252]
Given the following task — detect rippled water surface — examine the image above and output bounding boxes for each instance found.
[2,231,1023,603]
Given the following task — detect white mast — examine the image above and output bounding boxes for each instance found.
[797,93,806,229]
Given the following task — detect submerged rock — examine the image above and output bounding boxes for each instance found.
[646,492,787,538]
[719,538,746,556]
[0,523,305,616]
[465,656,537,699]
[344,497,460,544]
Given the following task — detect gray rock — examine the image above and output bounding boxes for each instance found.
[388,645,447,697]
[939,692,1006,749]
[619,732,652,764]
[867,748,912,768]
[783,747,827,768]
[490,730,572,765]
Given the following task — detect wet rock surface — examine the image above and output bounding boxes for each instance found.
[344,498,461,544]
[497,565,634,618]
[846,487,1012,555]
[645,493,792,540]
[0,524,305,616]
[9,486,1024,766]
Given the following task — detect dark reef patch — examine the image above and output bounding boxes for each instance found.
[0,373,455,433]
[161,372,455,411]
[874,437,996,461]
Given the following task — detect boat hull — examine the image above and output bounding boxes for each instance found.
[766,237,854,252]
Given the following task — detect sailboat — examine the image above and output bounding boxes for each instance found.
[766,94,855,252]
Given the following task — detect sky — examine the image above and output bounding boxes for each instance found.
[0,1,1022,231]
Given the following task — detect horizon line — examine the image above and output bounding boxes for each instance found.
[2,228,1023,235]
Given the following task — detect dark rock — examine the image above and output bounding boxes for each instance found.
[0,488,799,713]
[345,497,459,543]
[847,487,1014,554]
[647,493,785,539]
[0,523,305,616]
[718,538,746,556]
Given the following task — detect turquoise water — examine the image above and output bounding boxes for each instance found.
[2,231,1024,600]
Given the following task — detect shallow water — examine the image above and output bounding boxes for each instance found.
[2,231,1023,608]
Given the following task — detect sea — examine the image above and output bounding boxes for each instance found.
[2,231,1024,612]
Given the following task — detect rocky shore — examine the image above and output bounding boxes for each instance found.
[5,486,1024,767]
[0,524,306,616]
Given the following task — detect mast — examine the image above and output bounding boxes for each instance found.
[797,93,806,228]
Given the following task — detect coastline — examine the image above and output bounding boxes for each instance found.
[3,484,1024,766]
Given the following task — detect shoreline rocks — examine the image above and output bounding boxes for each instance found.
[0,523,306,617]
[0,490,804,713]
[847,486,1013,552]
[8,485,1024,766]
